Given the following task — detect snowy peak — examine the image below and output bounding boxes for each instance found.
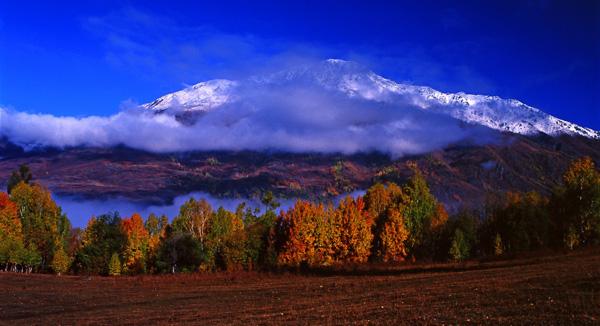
[142,59,599,139]
[143,79,237,113]
[249,58,370,88]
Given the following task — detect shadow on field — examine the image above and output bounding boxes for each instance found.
[287,248,597,277]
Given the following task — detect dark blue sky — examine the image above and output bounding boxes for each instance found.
[1,1,599,129]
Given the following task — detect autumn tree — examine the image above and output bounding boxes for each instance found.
[172,198,213,248]
[365,175,449,261]
[427,203,450,259]
[145,213,168,272]
[0,192,22,244]
[73,213,126,275]
[121,213,150,274]
[494,233,504,256]
[331,197,373,263]
[10,182,70,271]
[364,183,404,220]
[551,157,600,248]
[206,207,247,270]
[481,191,549,255]
[364,183,404,260]
[51,243,70,275]
[275,200,332,266]
[378,208,409,262]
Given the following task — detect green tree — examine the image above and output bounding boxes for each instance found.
[23,245,42,273]
[73,213,126,275]
[243,204,278,270]
[449,229,469,261]
[481,191,548,255]
[206,207,247,271]
[7,165,32,194]
[402,169,442,258]
[156,227,203,273]
[261,191,281,213]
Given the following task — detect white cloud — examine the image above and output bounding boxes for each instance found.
[0,81,496,157]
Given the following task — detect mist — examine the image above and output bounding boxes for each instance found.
[55,190,366,228]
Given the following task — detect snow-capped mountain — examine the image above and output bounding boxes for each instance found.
[144,79,238,113]
[143,59,599,139]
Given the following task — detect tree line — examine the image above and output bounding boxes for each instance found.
[0,157,599,275]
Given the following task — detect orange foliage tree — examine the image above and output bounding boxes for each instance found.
[121,213,150,274]
[276,200,332,266]
[0,192,22,243]
[331,197,373,263]
[145,213,168,272]
[364,183,406,262]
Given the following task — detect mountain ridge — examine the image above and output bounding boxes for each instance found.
[142,59,599,139]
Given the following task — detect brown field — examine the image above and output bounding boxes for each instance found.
[1,249,599,325]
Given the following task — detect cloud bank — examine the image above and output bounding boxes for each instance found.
[0,81,497,157]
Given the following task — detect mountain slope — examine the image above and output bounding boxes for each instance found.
[1,135,599,211]
[143,59,599,139]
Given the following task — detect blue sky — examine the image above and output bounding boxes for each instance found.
[1,1,599,129]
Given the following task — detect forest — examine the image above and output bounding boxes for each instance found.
[0,157,599,276]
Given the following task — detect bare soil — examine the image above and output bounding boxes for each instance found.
[1,249,599,325]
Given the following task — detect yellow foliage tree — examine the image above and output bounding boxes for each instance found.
[332,197,373,263]
[10,182,64,270]
[51,243,70,275]
[121,213,149,274]
[379,209,409,262]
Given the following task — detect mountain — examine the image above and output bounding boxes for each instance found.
[142,59,599,139]
[1,134,599,211]
[1,59,599,210]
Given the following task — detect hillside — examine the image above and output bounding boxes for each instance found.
[1,134,599,210]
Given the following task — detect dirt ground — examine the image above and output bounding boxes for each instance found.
[1,249,599,325]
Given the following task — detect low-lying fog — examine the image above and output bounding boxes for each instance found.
[55,190,366,228]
